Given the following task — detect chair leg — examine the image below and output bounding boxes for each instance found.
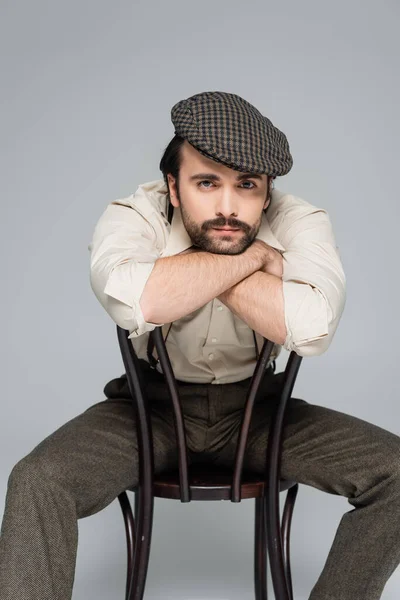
[281,484,298,600]
[265,480,291,600]
[131,490,145,595]
[118,492,136,600]
[134,491,140,561]
[127,485,155,600]
[254,497,268,599]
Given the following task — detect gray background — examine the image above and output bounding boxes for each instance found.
[1,0,399,598]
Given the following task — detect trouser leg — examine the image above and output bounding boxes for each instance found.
[209,386,400,600]
[0,386,181,600]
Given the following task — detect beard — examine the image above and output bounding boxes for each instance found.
[176,186,263,256]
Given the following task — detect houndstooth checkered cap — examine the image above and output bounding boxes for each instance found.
[171,91,293,177]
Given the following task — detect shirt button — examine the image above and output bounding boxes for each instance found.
[211,338,217,343]
[217,306,223,311]
[208,353,214,360]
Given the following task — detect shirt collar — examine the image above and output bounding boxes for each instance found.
[159,195,285,258]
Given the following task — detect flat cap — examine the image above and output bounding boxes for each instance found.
[171,91,293,177]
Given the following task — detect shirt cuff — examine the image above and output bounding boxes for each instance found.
[103,261,163,338]
[282,279,329,355]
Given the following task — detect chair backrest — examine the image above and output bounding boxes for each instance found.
[116,324,302,503]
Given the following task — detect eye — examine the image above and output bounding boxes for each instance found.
[240,180,256,189]
[198,180,214,189]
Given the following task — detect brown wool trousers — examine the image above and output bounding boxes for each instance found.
[0,359,400,600]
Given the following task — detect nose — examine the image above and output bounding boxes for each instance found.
[215,190,238,221]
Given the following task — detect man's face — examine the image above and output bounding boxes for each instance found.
[167,141,270,255]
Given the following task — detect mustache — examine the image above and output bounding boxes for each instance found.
[206,220,246,230]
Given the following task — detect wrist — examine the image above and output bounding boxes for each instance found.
[261,247,284,278]
[247,240,267,270]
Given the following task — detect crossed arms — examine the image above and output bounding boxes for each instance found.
[139,241,287,346]
[90,198,346,357]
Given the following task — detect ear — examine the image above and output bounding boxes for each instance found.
[264,175,274,209]
[167,174,180,208]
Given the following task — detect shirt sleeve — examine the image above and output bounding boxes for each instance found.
[88,201,165,338]
[278,200,347,357]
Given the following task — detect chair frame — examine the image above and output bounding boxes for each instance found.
[116,323,303,599]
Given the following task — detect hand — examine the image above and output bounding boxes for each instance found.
[249,239,284,278]
[259,246,284,278]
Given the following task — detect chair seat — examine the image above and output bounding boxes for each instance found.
[153,463,296,501]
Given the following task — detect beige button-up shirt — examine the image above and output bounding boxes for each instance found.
[89,179,346,384]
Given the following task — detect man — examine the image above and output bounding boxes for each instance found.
[0,91,399,600]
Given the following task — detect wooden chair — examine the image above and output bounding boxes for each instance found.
[116,323,303,599]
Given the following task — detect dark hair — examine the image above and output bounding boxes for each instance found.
[159,134,185,201]
[159,134,274,215]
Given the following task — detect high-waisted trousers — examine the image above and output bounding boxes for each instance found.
[0,359,399,600]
